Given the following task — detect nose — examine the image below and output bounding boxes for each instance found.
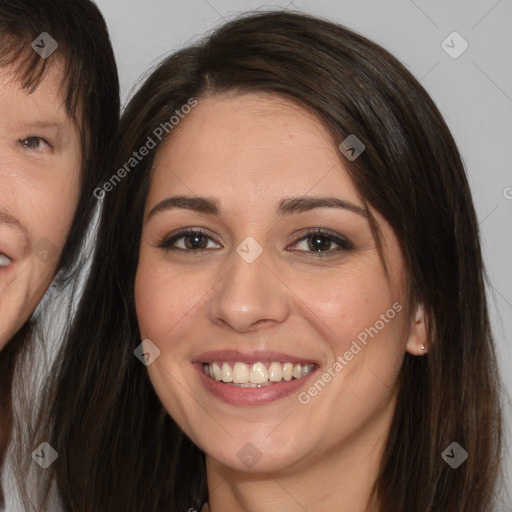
[208,248,290,333]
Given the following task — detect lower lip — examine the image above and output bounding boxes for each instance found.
[194,364,317,406]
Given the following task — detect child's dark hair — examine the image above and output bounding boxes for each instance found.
[0,0,119,506]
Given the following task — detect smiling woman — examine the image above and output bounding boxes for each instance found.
[36,10,504,512]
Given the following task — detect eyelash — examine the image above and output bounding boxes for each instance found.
[157,228,353,257]
[17,136,51,151]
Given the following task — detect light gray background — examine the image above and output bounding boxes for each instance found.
[97,0,512,502]
[4,0,511,510]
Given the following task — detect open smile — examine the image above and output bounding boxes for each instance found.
[194,351,319,405]
[202,361,316,387]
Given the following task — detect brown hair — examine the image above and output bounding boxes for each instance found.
[0,0,119,507]
[36,10,504,511]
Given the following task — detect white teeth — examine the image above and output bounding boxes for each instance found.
[232,362,249,383]
[268,362,283,381]
[0,254,12,268]
[212,362,222,380]
[221,362,233,382]
[282,363,293,381]
[205,361,315,386]
[250,362,268,384]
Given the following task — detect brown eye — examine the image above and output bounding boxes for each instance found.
[183,233,208,250]
[307,234,333,252]
[289,229,353,256]
[158,229,221,252]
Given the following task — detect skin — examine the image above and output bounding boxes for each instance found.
[0,60,81,349]
[135,93,427,512]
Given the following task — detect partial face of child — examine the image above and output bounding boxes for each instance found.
[0,60,81,349]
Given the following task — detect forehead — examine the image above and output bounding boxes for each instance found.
[0,58,70,122]
[151,93,361,205]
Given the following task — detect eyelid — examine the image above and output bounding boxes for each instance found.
[17,136,53,152]
[157,226,353,256]
[287,227,354,254]
[157,227,222,251]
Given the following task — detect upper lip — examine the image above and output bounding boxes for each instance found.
[193,350,319,365]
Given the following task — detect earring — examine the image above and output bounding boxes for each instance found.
[420,343,427,352]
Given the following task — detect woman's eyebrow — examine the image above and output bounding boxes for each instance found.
[277,196,368,218]
[148,196,220,219]
[147,195,368,220]
[147,196,368,220]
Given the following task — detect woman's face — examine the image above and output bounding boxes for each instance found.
[0,61,81,349]
[135,93,425,474]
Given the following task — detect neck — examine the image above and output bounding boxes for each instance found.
[205,400,395,512]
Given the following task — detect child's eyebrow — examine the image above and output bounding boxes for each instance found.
[21,121,67,131]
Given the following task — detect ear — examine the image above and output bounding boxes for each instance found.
[405,304,428,356]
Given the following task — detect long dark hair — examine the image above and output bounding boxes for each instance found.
[36,10,504,511]
[0,0,119,507]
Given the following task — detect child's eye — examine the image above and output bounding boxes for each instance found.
[288,229,354,256]
[17,137,51,151]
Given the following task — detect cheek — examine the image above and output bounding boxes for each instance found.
[134,258,198,340]
[135,268,161,338]
[48,158,81,225]
[39,190,78,250]
[296,262,401,353]
[134,260,207,435]
[24,158,81,257]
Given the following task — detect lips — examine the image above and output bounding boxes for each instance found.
[193,350,319,405]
